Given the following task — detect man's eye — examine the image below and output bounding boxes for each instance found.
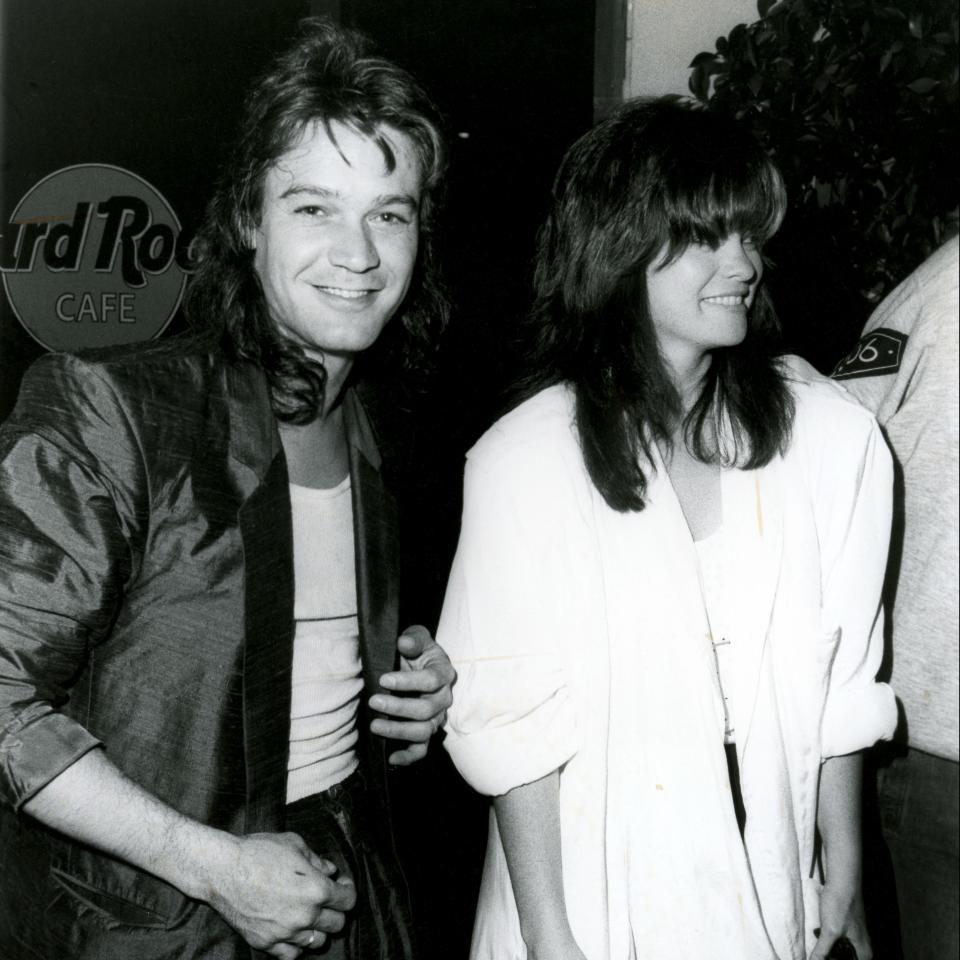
[295,205,325,217]
[374,211,410,226]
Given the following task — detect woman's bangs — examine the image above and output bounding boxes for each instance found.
[720,163,786,241]
[664,159,786,253]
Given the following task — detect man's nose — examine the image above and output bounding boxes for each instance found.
[328,219,379,272]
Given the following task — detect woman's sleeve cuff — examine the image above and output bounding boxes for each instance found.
[821,681,898,758]
[444,689,578,797]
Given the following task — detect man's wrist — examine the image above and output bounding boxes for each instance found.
[160,817,239,903]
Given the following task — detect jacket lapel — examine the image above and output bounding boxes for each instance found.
[345,390,399,697]
[225,365,294,833]
[238,456,294,832]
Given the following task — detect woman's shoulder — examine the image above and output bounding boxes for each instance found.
[467,383,579,472]
[778,353,878,432]
[776,355,884,467]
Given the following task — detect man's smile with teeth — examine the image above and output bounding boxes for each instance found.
[314,285,374,299]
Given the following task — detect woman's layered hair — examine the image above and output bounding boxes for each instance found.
[517,97,795,511]
[185,17,448,421]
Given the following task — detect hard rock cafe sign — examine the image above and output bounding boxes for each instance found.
[1,164,192,352]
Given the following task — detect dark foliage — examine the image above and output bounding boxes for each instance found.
[689,0,959,368]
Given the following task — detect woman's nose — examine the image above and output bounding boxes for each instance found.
[720,236,759,281]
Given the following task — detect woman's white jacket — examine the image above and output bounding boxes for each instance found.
[439,356,897,960]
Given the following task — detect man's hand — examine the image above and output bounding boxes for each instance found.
[368,624,455,766]
[22,750,356,960]
[203,831,357,960]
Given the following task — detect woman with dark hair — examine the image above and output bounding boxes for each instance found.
[438,99,896,960]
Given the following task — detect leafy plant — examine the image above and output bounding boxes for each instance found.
[689,0,958,369]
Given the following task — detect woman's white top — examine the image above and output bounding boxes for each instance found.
[438,356,897,960]
[694,525,736,743]
[286,477,363,804]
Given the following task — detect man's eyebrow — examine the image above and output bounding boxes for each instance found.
[278,185,419,209]
[279,185,338,201]
[373,193,419,209]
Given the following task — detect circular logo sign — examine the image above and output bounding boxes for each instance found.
[2,164,192,352]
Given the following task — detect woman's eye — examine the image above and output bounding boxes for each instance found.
[295,205,325,217]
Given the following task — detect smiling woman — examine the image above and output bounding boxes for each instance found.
[509,98,790,511]
[437,97,898,960]
[646,233,763,391]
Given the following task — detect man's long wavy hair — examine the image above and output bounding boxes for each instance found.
[514,97,795,512]
[185,18,448,422]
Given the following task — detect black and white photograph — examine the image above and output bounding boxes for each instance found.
[0,2,956,958]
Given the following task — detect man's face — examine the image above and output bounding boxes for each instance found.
[252,120,422,365]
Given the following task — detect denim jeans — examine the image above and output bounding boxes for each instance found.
[285,772,416,960]
[863,745,959,960]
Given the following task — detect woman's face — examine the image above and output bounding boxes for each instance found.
[645,232,763,374]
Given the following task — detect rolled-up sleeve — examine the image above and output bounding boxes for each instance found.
[438,448,579,797]
[817,413,898,757]
[0,355,141,809]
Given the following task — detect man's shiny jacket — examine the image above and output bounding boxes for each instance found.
[0,334,402,958]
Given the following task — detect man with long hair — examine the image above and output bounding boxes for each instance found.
[0,18,452,960]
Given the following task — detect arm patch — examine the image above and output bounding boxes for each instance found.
[832,328,907,380]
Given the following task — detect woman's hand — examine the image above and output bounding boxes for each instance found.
[810,879,871,960]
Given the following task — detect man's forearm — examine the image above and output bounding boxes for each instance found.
[22,747,232,901]
[22,747,357,954]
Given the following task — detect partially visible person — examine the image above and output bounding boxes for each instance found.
[833,235,959,960]
[0,18,454,960]
[437,98,897,960]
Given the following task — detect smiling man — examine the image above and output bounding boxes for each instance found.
[0,19,452,960]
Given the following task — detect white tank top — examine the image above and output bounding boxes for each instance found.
[285,476,363,803]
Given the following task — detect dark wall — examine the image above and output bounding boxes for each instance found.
[349,0,595,432]
[347,0,596,619]
[0,0,312,417]
[343,8,596,958]
[1,0,596,429]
